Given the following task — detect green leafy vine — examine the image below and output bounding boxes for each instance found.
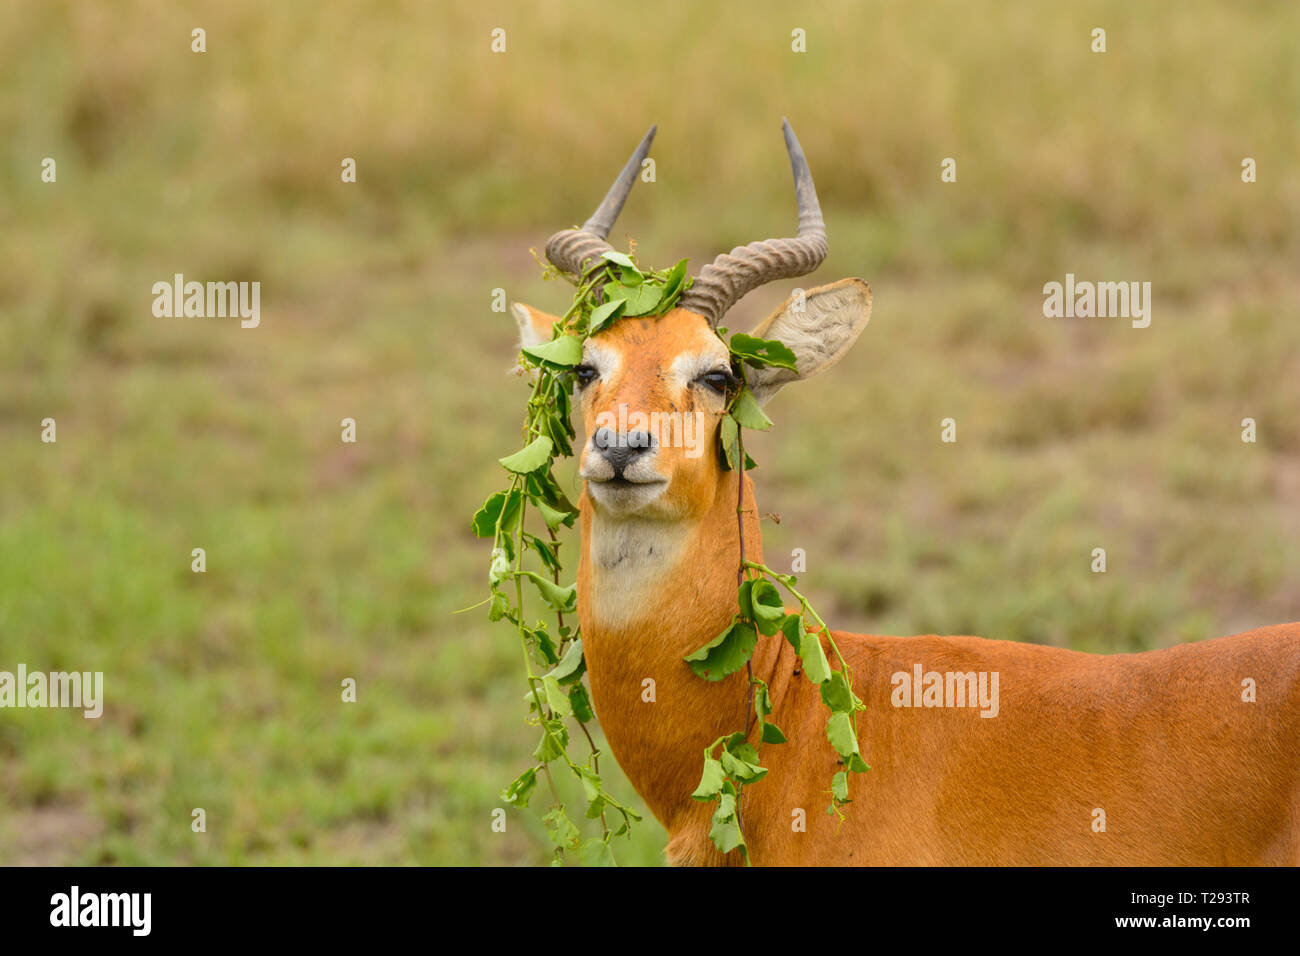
[684,333,870,863]
[475,247,867,865]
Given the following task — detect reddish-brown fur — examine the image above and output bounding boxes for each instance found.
[520,304,1300,866]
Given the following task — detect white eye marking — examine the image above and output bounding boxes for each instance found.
[670,347,731,393]
[582,341,622,381]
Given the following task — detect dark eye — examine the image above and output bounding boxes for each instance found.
[574,365,599,389]
[696,369,737,395]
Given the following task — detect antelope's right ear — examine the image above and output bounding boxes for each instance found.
[511,303,561,350]
[745,278,872,404]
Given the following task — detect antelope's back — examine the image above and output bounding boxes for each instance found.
[824,623,1300,865]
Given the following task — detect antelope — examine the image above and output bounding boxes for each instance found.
[509,122,1300,866]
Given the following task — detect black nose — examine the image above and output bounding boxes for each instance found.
[594,427,654,477]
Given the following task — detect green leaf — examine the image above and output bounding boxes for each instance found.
[799,627,832,684]
[847,753,871,774]
[569,682,594,723]
[471,489,523,537]
[522,334,584,368]
[601,250,637,270]
[750,580,785,636]
[540,632,559,664]
[608,280,662,317]
[730,387,772,431]
[587,299,625,334]
[543,639,586,685]
[724,731,752,754]
[831,770,850,803]
[826,711,859,758]
[723,734,764,766]
[683,618,757,681]
[499,436,553,474]
[524,533,561,575]
[535,500,576,531]
[520,572,576,613]
[736,579,755,620]
[488,590,510,622]
[691,756,726,800]
[729,332,798,371]
[527,623,559,665]
[579,766,601,803]
[552,376,574,430]
[580,836,616,867]
[780,613,804,652]
[753,682,787,743]
[709,817,744,855]
[584,794,608,820]
[719,413,742,471]
[708,793,745,855]
[538,410,573,458]
[753,680,772,723]
[543,806,580,849]
[525,468,576,513]
[543,675,572,716]
[533,719,569,762]
[820,671,856,712]
[762,721,788,744]
[720,746,767,783]
[501,767,538,808]
[658,258,690,309]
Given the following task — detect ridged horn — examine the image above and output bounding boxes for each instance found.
[545,125,657,276]
[678,119,828,326]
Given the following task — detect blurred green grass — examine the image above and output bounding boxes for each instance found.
[1,0,1298,863]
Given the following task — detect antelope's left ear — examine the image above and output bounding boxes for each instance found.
[511,303,561,350]
[745,278,872,404]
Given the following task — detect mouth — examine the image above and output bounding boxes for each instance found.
[587,476,668,492]
[584,475,669,511]
[599,476,663,489]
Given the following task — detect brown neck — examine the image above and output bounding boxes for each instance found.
[576,471,776,830]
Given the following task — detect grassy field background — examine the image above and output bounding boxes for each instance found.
[1,0,1298,864]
